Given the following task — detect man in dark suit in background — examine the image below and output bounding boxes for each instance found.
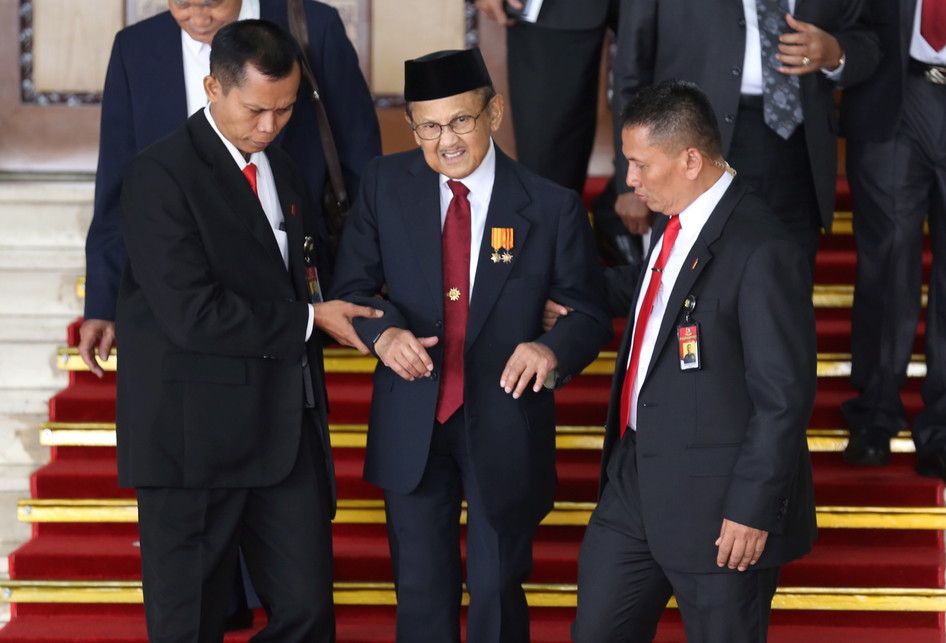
[117,20,380,641]
[330,49,611,642]
[475,0,619,195]
[572,80,817,642]
[612,0,879,267]
[840,0,946,477]
[80,0,380,376]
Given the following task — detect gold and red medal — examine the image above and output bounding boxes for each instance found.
[490,227,515,264]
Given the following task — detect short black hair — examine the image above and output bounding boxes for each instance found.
[210,19,300,91]
[621,80,722,158]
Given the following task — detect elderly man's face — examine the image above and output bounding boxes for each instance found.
[622,124,692,216]
[205,63,300,157]
[408,89,503,180]
[168,0,241,44]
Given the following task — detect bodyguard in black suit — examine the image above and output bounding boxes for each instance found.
[573,81,817,642]
[841,0,946,476]
[612,0,879,265]
[476,0,619,194]
[80,0,380,376]
[117,21,380,641]
[330,49,611,642]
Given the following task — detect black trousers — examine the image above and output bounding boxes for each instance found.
[844,70,946,451]
[573,433,780,643]
[506,21,610,194]
[137,413,335,642]
[383,410,536,643]
[729,95,822,273]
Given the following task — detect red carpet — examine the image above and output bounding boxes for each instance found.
[4,176,946,642]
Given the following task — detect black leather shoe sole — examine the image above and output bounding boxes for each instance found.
[843,433,891,466]
[915,450,946,481]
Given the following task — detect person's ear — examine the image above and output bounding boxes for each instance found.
[487,94,505,132]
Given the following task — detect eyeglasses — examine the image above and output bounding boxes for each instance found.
[172,0,225,9]
[410,102,491,141]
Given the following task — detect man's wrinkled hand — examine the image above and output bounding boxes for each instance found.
[475,0,521,26]
[78,319,116,379]
[542,299,573,332]
[777,13,844,75]
[715,518,769,572]
[374,327,438,381]
[313,300,383,355]
[614,192,654,235]
[500,342,558,398]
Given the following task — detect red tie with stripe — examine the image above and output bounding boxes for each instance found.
[242,163,259,199]
[619,215,682,436]
[922,0,946,51]
[436,180,471,424]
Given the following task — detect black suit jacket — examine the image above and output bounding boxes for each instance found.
[531,0,615,30]
[85,0,380,320]
[612,0,880,230]
[601,178,818,573]
[116,110,332,499]
[330,147,612,530]
[840,0,915,142]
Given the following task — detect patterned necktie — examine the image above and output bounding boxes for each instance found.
[756,0,803,139]
[436,180,472,424]
[619,215,682,436]
[921,0,946,52]
[242,163,259,199]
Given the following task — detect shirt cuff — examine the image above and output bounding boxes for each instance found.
[821,59,845,81]
[305,304,315,341]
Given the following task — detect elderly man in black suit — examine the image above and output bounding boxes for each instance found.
[611,0,879,268]
[840,0,946,477]
[572,80,817,643]
[330,48,611,642]
[117,20,380,641]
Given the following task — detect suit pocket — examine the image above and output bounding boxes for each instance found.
[161,353,247,385]
[686,443,741,477]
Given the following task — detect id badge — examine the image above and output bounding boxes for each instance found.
[677,323,701,371]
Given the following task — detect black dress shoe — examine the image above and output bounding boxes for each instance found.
[843,431,891,466]
[916,448,946,481]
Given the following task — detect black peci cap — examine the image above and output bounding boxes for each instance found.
[403,48,493,102]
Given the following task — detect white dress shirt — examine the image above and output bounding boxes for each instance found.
[204,105,315,340]
[739,0,842,96]
[182,0,260,115]
[438,139,497,302]
[627,171,734,431]
[910,0,946,65]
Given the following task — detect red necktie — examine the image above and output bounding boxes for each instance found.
[922,0,946,52]
[619,215,682,436]
[242,163,259,199]
[436,180,471,424]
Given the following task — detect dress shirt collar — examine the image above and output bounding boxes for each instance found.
[203,105,265,170]
[675,170,734,235]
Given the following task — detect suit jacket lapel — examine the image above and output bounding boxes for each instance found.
[640,179,746,383]
[397,152,445,317]
[187,111,288,275]
[465,150,531,351]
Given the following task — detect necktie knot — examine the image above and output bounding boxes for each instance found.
[242,163,259,197]
[447,179,469,199]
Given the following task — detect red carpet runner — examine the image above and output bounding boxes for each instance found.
[1,180,944,642]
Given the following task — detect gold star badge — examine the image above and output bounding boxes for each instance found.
[501,251,513,263]
[447,288,461,301]
[491,252,501,263]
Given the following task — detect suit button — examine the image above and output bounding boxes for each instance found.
[435,320,443,328]
[641,402,648,408]
[730,66,741,78]
[724,114,735,124]
[286,297,295,303]
[430,371,439,380]
[738,17,746,27]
